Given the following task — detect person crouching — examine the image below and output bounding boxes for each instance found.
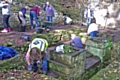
[26,38,49,74]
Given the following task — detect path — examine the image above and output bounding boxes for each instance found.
[0,23,120,47]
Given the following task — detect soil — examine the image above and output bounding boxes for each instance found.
[0,23,84,46]
[0,22,119,46]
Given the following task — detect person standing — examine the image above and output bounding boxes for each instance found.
[44,2,55,28]
[30,5,40,29]
[0,0,11,33]
[84,5,94,27]
[18,6,29,28]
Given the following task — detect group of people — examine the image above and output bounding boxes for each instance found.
[0,0,98,74]
[0,1,55,33]
[25,33,84,74]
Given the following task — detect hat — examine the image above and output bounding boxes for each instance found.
[5,0,8,3]
[46,2,49,5]
[5,0,12,3]
[71,34,76,39]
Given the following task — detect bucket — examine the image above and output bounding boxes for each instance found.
[36,27,43,34]
[18,24,26,32]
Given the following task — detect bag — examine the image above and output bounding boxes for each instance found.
[55,44,64,53]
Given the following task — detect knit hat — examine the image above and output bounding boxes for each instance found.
[46,2,50,5]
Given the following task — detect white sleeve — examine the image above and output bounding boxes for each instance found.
[0,3,9,7]
[0,3,4,7]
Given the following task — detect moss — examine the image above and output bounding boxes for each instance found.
[52,2,79,20]
[0,55,25,72]
[82,63,102,80]
[32,33,62,46]
[90,61,120,80]
[10,5,19,11]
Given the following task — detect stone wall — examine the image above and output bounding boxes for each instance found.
[98,31,120,60]
[0,54,25,71]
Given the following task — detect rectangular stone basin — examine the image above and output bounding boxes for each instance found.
[50,49,86,67]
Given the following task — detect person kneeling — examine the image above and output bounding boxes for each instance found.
[64,15,73,25]
[70,34,83,49]
[87,18,98,38]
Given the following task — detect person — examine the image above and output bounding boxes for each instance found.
[30,5,40,29]
[70,34,83,49]
[87,18,98,37]
[63,15,73,25]
[44,2,55,28]
[0,0,11,33]
[84,5,94,27]
[25,38,49,74]
[18,6,29,28]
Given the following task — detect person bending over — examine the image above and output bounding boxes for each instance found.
[26,38,49,74]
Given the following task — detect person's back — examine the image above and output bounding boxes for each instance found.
[26,38,49,74]
[30,6,40,15]
[87,18,98,37]
[64,16,72,25]
[20,7,26,16]
[70,34,83,49]
[30,5,40,28]
[30,38,48,52]
[72,36,83,48]
[87,23,98,34]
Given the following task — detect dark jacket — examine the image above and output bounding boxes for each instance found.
[20,7,26,18]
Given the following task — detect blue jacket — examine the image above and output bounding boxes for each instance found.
[71,36,83,48]
[0,46,18,60]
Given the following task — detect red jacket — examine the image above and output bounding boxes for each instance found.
[30,6,40,15]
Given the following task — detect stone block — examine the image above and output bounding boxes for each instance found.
[49,60,84,80]
[50,49,86,67]
[85,37,111,62]
[86,46,111,62]
[85,56,100,71]
[0,54,25,71]
[85,37,107,49]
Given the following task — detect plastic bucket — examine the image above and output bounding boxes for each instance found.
[18,24,26,32]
